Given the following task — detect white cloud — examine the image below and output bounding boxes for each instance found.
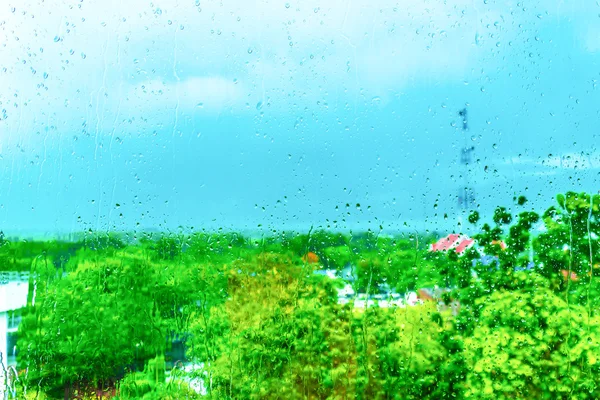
[501,152,600,171]
[541,152,600,170]
[0,0,595,139]
[127,76,244,112]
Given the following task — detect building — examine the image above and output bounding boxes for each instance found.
[0,274,29,368]
[0,274,29,398]
[429,234,475,254]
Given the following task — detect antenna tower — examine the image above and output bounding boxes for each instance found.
[458,108,475,210]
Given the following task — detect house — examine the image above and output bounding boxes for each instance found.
[338,264,357,282]
[313,268,338,280]
[430,234,511,272]
[417,287,460,315]
[429,234,475,254]
[0,274,29,398]
[0,274,29,368]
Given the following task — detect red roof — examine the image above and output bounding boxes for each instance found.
[455,238,475,253]
[491,240,507,250]
[560,269,578,281]
[430,234,474,254]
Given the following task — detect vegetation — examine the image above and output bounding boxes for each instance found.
[2,191,600,399]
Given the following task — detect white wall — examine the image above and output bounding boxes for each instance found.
[0,280,29,369]
[0,280,29,313]
[0,311,6,369]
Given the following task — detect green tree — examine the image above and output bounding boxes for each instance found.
[18,249,168,398]
[463,281,600,399]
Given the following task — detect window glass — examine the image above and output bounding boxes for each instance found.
[1,1,599,399]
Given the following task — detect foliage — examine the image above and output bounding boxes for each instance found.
[18,249,172,397]
[116,355,199,399]
[6,191,600,399]
[463,283,600,399]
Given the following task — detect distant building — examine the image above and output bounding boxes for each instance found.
[313,269,338,279]
[0,275,29,368]
[429,234,475,254]
[1,274,29,398]
[338,264,357,282]
[302,252,320,264]
[417,287,460,315]
[561,269,579,281]
[430,234,510,270]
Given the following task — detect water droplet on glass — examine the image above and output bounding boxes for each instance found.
[256,101,263,110]
[53,36,60,42]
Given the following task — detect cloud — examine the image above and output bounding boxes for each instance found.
[501,152,600,171]
[0,0,596,140]
[0,0,515,106]
[127,76,244,113]
[541,152,600,170]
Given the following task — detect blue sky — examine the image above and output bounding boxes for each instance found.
[0,0,599,236]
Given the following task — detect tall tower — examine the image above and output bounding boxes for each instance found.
[458,108,475,210]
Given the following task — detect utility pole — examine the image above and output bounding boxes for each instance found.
[458,108,475,210]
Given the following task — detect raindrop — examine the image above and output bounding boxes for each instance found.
[53,36,60,42]
[256,101,263,110]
